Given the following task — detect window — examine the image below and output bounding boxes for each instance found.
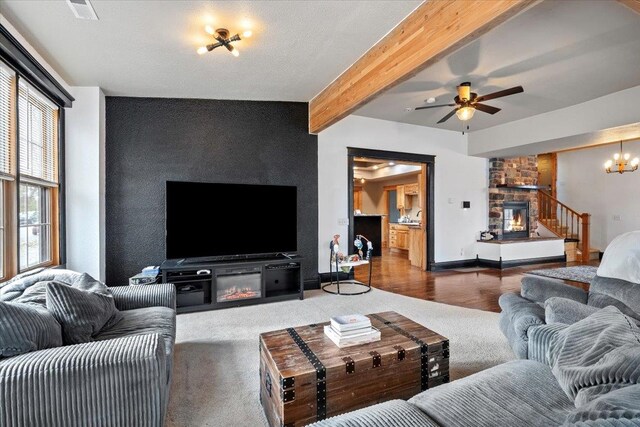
[0,60,61,279]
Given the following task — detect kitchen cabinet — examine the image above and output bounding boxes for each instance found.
[389,224,409,250]
[408,227,425,268]
[395,186,413,210]
[404,183,419,195]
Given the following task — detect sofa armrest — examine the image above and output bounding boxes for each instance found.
[545,297,600,325]
[111,283,176,310]
[499,292,546,341]
[0,334,167,426]
[521,275,588,305]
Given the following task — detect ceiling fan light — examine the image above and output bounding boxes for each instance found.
[231,48,240,57]
[242,30,253,38]
[197,46,208,55]
[205,25,215,35]
[456,106,475,121]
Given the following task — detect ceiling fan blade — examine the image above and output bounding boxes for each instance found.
[437,109,458,124]
[475,86,523,103]
[474,103,501,115]
[414,103,457,110]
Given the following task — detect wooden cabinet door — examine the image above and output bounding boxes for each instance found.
[396,185,405,209]
[397,231,409,249]
[353,189,363,211]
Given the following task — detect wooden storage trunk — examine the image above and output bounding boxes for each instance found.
[259,311,449,427]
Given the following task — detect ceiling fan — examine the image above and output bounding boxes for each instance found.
[410,82,524,123]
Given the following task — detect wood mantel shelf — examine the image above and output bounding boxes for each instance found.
[495,184,551,190]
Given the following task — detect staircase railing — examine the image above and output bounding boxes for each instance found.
[537,191,591,262]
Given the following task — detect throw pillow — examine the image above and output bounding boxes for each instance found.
[46,281,123,344]
[548,306,640,408]
[0,300,62,357]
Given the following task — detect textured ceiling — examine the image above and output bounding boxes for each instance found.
[0,0,420,100]
[355,1,640,131]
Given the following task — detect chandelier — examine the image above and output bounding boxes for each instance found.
[604,141,639,174]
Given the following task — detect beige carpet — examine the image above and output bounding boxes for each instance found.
[166,288,515,427]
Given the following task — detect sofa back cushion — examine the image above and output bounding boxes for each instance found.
[46,277,122,344]
[548,306,640,408]
[0,301,62,357]
[589,275,640,320]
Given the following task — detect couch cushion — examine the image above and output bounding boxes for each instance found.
[46,280,123,344]
[308,399,440,427]
[563,384,640,425]
[589,275,640,320]
[548,306,640,408]
[94,306,175,383]
[408,360,574,427]
[0,301,62,357]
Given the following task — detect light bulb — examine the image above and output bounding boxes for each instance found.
[389,162,395,166]
[613,153,620,160]
[632,157,640,166]
[605,160,613,168]
[455,106,475,121]
[624,153,631,160]
[197,46,208,55]
[373,165,379,170]
[231,48,239,57]
[360,178,365,184]
[242,30,253,38]
[205,25,215,35]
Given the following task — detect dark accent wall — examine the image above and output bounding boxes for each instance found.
[105,97,318,287]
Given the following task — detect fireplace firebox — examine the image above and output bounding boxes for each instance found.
[502,202,529,239]
[215,266,262,303]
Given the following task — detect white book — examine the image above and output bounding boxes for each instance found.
[330,325,373,337]
[324,325,381,348]
[330,314,371,332]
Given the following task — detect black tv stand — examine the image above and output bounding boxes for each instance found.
[161,255,303,313]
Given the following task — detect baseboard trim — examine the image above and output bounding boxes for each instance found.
[318,271,354,283]
[478,255,566,269]
[430,259,478,271]
[304,278,321,290]
[432,254,567,271]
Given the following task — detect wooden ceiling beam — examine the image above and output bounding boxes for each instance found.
[618,0,640,14]
[308,0,539,134]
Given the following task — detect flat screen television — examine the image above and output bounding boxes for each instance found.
[165,181,297,260]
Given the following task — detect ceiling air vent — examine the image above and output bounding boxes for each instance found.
[66,0,98,20]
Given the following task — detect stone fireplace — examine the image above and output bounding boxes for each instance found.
[489,156,539,239]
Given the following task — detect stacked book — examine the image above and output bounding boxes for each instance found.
[324,314,381,348]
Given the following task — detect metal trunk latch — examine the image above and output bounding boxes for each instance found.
[394,345,405,361]
[343,356,355,374]
[370,351,381,368]
[265,371,272,397]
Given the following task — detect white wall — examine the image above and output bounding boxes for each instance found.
[318,115,488,272]
[557,140,640,252]
[469,85,640,158]
[65,87,106,280]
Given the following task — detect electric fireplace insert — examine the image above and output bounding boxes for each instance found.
[502,202,529,239]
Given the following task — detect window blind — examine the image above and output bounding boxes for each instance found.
[0,63,14,177]
[18,81,58,184]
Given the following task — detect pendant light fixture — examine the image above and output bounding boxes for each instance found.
[604,141,639,174]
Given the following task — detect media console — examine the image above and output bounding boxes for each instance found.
[160,256,303,313]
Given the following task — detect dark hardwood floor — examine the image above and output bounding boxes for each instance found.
[354,248,595,313]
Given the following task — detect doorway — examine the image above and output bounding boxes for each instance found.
[347,148,435,271]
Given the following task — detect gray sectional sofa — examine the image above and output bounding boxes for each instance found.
[0,269,176,427]
[311,306,640,427]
